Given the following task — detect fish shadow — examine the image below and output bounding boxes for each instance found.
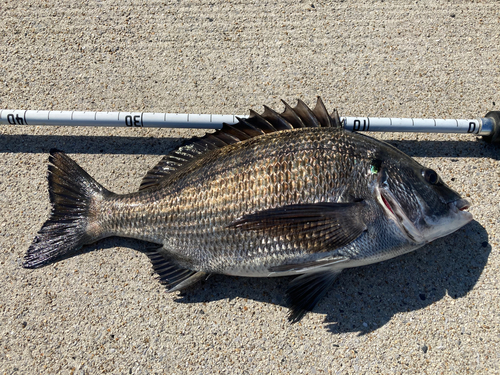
[321,220,489,334]
[175,220,490,334]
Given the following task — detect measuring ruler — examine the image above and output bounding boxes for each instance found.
[1,108,499,142]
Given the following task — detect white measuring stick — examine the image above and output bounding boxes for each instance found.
[0,109,497,138]
[0,109,244,129]
[343,116,494,135]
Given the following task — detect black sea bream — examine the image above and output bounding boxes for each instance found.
[23,98,472,322]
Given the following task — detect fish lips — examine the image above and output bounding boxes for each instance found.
[450,198,472,215]
[444,197,473,227]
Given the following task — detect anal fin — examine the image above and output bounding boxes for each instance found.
[145,249,207,292]
[286,270,342,323]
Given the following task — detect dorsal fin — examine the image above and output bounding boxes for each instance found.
[247,110,277,133]
[281,100,306,128]
[139,97,341,190]
[313,97,334,127]
[261,105,293,130]
[293,99,324,128]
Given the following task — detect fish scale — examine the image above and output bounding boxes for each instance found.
[23,98,472,322]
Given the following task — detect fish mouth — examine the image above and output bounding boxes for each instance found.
[450,198,471,213]
[448,198,473,223]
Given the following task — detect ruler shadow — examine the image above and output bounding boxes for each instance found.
[0,134,185,155]
[0,134,498,159]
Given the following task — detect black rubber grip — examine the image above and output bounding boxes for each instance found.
[482,111,500,143]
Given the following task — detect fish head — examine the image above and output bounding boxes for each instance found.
[372,152,473,245]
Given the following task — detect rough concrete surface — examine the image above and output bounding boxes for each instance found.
[1,1,499,374]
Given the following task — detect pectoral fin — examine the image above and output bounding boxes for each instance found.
[228,202,367,253]
[286,269,342,323]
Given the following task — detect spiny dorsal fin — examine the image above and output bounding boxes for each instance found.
[139,97,341,190]
[281,100,306,128]
[292,99,322,127]
[247,110,277,133]
[314,97,336,127]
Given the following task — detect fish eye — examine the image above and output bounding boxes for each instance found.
[422,169,439,185]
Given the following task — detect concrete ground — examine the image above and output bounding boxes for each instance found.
[1,1,499,373]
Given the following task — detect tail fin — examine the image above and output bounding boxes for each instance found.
[23,149,112,268]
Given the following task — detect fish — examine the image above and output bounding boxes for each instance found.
[23,97,473,322]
